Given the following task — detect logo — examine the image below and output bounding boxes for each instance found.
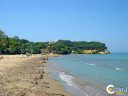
[106,85,114,94]
[106,85,128,95]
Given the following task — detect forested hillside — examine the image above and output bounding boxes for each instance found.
[0,29,109,54]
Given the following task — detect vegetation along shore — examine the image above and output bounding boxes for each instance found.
[0,29,110,55]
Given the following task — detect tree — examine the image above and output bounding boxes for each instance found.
[0,30,5,38]
[0,29,109,55]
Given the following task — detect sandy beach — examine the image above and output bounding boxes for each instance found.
[0,55,71,96]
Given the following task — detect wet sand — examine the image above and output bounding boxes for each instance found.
[0,55,71,96]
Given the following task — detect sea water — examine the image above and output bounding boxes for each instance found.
[47,53,128,96]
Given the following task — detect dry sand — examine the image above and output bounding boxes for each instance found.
[0,55,72,96]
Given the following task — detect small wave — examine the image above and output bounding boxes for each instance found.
[85,63,96,66]
[59,72,88,96]
[115,67,123,71]
[59,72,74,86]
[88,64,96,66]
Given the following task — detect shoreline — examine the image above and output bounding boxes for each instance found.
[47,55,109,96]
[0,55,72,96]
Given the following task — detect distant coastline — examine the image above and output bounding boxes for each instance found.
[0,29,110,55]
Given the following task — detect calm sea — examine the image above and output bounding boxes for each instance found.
[48,53,128,96]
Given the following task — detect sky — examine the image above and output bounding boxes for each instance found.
[0,0,128,52]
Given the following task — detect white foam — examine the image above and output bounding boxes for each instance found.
[88,64,96,66]
[86,63,96,66]
[59,72,74,86]
[115,67,122,71]
[59,72,88,96]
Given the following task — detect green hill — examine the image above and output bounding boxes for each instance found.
[0,29,110,55]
